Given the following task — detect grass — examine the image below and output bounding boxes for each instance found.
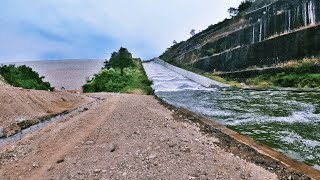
[246,74,276,88]
[246,59,320,89]
[83,60,152,95]
[0,65,53,90]
[244,58,320,71]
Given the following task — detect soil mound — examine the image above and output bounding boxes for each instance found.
[0,86,91,137]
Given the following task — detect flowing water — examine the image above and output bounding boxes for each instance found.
[143,61,320,170]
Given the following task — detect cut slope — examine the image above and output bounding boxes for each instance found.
[161,0,320,72]
[247,0,279,12]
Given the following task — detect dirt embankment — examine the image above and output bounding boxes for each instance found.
[0,76,6,86]
[0,92,279,180]
[0,85,92,137]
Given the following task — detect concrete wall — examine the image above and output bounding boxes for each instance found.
[192,25,320,72]
[153,58,230,88]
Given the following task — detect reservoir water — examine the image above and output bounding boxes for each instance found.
[143,61,320,170]
[9,60,104,90]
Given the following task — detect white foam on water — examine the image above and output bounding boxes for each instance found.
[277,130,320,163]
[222,98,320,126]
[225,112,320,126]
[280,130,320,148]
[143,62,213,92]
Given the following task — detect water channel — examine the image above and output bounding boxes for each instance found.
[143,61,320,170]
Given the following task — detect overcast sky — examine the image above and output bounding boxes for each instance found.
[0,0,243,62]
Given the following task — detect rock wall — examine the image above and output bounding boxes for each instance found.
[193,25,320,72]
[162,0,320,72]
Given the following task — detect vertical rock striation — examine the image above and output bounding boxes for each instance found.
[161,0,320,72]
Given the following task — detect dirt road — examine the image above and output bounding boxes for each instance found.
[0,92,278,180]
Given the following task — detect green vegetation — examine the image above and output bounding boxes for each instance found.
[83,48,152,94]
[104,47,134,76]
[228,0,253,18]
[0,64,53,90]
[246,59,320,88]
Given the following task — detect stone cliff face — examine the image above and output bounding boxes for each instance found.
[161,0,320,72]
[247,0,279,11]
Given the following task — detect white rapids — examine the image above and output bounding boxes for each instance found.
[143,61,213,92]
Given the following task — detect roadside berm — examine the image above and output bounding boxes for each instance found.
[0,86,317,179]
[0,85,92,137]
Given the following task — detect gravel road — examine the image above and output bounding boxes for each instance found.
[0,93,277,179]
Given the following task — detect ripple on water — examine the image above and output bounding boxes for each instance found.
[143,61,320,167]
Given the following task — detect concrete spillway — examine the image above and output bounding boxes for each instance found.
[143,58,229,92]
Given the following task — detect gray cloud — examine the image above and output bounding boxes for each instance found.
[0,0,243,62]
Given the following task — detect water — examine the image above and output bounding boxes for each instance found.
[143,62,211,92]
[8,59,104,90]
[143,61,320,169]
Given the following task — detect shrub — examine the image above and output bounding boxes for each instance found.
[0,65,53,90]
[83,69,129,93]
[274,74,320,88]
[83,60,153,95]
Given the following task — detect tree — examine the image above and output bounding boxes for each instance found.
[104,59,111,69]
[105,47,133,76]
[228,7,238,18]
[190,29,196,36]
[173,40,177,45]
[238,0,253,13]
[228,0,253,18]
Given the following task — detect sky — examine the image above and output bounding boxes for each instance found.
[0,0,243,63]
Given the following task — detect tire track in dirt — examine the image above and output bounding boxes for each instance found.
[28,94,120,179]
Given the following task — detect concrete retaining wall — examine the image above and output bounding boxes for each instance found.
[153,58,230,88]
[192,25,320,72]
